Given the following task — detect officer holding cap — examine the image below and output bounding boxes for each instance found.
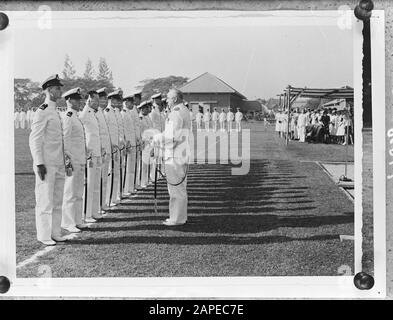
[61,88,88,233]
[79,90,102,222]
[29,74,68,245]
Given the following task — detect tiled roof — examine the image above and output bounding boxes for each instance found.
[180,72,246,99]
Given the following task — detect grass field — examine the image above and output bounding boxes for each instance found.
[14,122,358,277]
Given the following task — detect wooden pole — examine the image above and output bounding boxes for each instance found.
[286,86,291,145]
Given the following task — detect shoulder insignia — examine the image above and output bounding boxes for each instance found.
[105,108,110,112]
[173,107,180,111]
[66,111,73,117]
[39,104,48,110]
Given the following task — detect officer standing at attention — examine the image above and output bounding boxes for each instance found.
[79,90,103,222]
[139,100,154,188]
[195,106,203,132]
[95,87,112,213]
[219,108,226,132]
[113,90,126,200]
[131,91,143,189]
[29,74,68,245]
[153,89,190,226]
[150,93,165,132]
[121,94,137,196]
[211,108,219,132]
[61,88,88,233]
[235,108,243,132]
[226,107,234,132]
[104,90,122,206]
[203,107,211,132]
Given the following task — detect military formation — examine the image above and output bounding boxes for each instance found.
[29,74,191,246]
[194,106,243,132]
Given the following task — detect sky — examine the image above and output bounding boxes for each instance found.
[13,11,354,100]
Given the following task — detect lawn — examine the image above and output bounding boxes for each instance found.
[14,122,357,277]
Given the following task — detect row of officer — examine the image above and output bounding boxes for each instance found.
[29,74,167,246]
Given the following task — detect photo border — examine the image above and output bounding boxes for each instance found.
[0,9,386,298]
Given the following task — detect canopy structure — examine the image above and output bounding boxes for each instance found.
[276,85,354,145]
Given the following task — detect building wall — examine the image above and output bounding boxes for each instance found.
[183,92,231,114]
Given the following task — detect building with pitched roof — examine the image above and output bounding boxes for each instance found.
[179,72,261,114]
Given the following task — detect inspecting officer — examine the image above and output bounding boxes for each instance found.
[29,74,68,245]
[153,89,190,226]
[61,87,89,233]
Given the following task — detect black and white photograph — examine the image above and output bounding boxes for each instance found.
[0,3,388,299]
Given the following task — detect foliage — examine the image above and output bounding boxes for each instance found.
[97,57,113,83]
[83,58,95,80]
[62,54,77,80]
[136,75,189,100]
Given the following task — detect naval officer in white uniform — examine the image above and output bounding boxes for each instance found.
[139,100,154,188]
[153,89,190,226]
[95,87,112,213]
[226,107,234,132]
[29,74,68,245]
[104,90,122,206]
[121,94,137,196]
[235,108,243,132]
[61,88,88,233]
[79,90,102,222]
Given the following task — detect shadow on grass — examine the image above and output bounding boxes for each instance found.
[69,233,342,246]
[87,212,354,235]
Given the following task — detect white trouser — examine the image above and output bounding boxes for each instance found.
[213,121,218,132]
[20,118,26,129]
[85,157,101,219]
[204,121,209,131]
[34,165,65,241]
[135,147,142,189]
[62,163,85,229]
[298,126,306,142]
[165,159,188,224]
[196,121,202,130]
[236,121,241,132]
[219,121,225,131]
[227,121,233,132]
[141,145,151,187]
[118,149,126,199]
[124,147,136,194]
[14,119,19,129]
[107,151,120,205]
[101,154,110,209]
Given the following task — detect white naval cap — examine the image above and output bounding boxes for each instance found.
[62,87,82,100]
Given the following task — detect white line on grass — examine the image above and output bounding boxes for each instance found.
[16,233,81,270]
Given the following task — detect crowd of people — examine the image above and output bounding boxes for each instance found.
[24,74,192,246]
[275,108,354,145]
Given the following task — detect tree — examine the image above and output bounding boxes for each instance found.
[14,78,42,111]
[83,58,95,80]
[136,75,189,100]
[304,98,322,110]
[97,57,113,82]
[62,54,76,80]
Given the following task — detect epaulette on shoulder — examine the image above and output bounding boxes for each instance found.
[39,104,48,110]
[105,108,110,112]
[66,111,73,117]
[173,107,180,111]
